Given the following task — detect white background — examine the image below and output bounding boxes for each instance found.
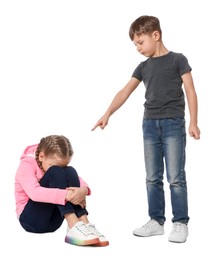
[0,0,219,259]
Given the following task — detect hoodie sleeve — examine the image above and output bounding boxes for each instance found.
[16,158,67,205]
[79,176,91,195]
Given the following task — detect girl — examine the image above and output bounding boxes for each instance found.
[15,135,109,247]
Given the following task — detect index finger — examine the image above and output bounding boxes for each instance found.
[91,122,101,131]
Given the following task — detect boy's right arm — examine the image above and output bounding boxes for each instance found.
[92,77,140,130]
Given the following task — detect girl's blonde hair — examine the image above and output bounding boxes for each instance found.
[35,135,73,172]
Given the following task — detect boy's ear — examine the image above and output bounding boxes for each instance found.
[153,31,160,41]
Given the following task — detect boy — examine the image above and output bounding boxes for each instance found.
[92,15,200,243]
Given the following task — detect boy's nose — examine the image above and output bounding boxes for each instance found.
[137,46,141,52]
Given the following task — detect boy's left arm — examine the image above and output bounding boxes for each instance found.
[182,72,200,140]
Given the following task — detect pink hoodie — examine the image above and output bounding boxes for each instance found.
[14,144,91,218]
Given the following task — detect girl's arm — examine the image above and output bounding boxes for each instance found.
[16,159,67,205]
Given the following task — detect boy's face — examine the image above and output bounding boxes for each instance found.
[38,152,71,172]
[133,32,159,57]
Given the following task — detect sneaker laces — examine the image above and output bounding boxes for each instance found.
[87,223,104,238]
[142,220,158,228]
[173,222,186,232]
[76,222,94,237]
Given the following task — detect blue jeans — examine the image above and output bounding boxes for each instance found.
[143,118,189,225]
[19,166,88,233]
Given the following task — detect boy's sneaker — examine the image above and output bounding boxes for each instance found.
[168,222,188,243]
[65,221,99,246]
[133,219,164,237]
[86,223,109,246]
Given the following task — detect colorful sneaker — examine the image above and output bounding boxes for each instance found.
[65,221,99,246]
[168,222,188,243]
[133,219,164,237]
[86,223,109,246]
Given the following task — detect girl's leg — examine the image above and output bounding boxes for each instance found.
[79,214,89,224]
[40,166,87,217]
[62,166,80,187]
[19,199,63,233]
[19,166,84,233]
[42,166,89,226]
[62,167,109,246]
[19,166,77,233]
[62,166,89,219]
[64,212,90,228]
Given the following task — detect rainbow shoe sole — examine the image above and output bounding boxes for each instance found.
[65,236,99,246]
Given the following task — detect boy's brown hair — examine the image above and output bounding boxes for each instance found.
[129,15,162,40]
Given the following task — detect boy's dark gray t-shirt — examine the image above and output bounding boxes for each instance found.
[132,51,192,119]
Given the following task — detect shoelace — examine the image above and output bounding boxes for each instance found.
[173,223,186,232]
[87,224,104,237]
[76,223,94,236]
[142,220,157,228]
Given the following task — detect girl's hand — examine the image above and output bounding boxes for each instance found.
[65,187,88,205]
[79,199,86,208]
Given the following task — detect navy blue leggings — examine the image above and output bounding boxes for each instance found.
[19,166,88,233]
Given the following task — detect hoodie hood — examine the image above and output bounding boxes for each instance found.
[20,144,38,160]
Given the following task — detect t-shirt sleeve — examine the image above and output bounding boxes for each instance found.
[178,54,192,76]
[132,62,143,81]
